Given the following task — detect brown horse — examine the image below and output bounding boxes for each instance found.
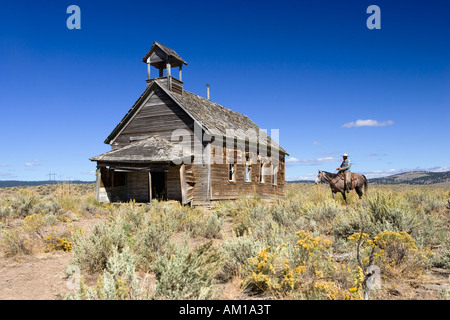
[315,170,368,204]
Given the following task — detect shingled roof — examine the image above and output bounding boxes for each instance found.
[161,82,287,155]
[105,79,288,155]
[91,136,192,163]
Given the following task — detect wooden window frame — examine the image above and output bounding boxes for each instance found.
[260,161,265,184]
[245,163,251,182]
[229,162,236,182]
[272,164,278,186]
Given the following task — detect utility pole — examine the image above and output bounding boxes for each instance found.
[47,172,57,184]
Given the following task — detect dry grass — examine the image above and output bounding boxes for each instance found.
[0,183,449,300]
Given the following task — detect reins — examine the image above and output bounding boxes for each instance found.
[321,172,340,188]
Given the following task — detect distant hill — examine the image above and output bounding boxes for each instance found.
[0,180,95,188]
[287,180,315,184]
[287,171,450,186]
[368,171,450,186]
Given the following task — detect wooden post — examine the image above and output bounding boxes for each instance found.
[180,164,187,204]
[148,171,152,203]
[147,58,151,80]
[179,65,182,81]
[159,68,163,77]
[95,167,101,202]
[111,169,115,202]
[166,57,172,91]
[207,84,210,100]
[166,58,171,77]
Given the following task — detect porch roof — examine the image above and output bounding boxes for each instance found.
[90,135,192,163]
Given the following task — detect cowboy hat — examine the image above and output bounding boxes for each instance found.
[342,153,348,157]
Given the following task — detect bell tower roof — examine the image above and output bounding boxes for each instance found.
[142,42,187,69]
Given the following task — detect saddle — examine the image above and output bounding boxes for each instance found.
[339,172,357,191]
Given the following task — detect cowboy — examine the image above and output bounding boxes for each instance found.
[336,153,352,191]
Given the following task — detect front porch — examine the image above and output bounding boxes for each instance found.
[90,135,193,205]
[95,162,187,204]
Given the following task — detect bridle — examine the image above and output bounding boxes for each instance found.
[319,171,340,188]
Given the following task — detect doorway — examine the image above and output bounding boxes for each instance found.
[151,172,166,200]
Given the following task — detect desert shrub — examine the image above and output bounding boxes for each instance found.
[348,230,431,278]
[71,221,128,273]
[291,231,335,279]
[0,210,80,256]
[21,212,52,239]
[1,229,31,256]
[66,247,150,300]
[217,197,265,235]
[79,201,101,216]
[0,202,11,220]
[405,189,445,213]
[232,204,270,237]
[332,207,365,240]
[363,190,420,235]
[241,244,292,295]
[148,201,207,236]
[302,199,344,234]
[270,203,307,233]
[54,185,82,213]
[201,212,224,239]
[431,235,450,269]
[34,195,63,216]
[110,201,147,235]
[373,231,418,265]
[8,190,40,218]
[218,236,265,282]
[240,230,366,299]
[132,220,174,271]
[152,241,221,300]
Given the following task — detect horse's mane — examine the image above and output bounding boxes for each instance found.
[322,171,339,178]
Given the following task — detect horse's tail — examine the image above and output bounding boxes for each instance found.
[362,174,368,193]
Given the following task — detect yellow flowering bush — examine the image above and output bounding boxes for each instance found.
[242,231,365,299]
[21,212,47,239]
[293,230,334,278]
[242,245,278,293]
[348,230,431,278]
[373,231,416,265]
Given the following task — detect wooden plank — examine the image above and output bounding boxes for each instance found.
[95,168,101,202]
[180,163,187,204]
[111,170,115,201]
[148,172,152,202]
[127,171,149,202]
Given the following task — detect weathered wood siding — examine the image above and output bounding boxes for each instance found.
[167,164,182,201]
[97,167,127,203]
[127,171,149,202]
[112,86,194,148]
[209,146,285,201]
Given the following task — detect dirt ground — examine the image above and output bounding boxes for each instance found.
[0,215,104,300]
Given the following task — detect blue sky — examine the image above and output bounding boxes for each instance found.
[0,0,448,181]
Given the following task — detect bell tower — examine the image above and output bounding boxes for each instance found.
[142,42,187,94]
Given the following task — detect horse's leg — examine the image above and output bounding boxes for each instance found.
[332,191,336,199]
[342,192,347,204]
[355,186,363,199]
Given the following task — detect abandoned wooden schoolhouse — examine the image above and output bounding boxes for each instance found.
[90,42,289,205]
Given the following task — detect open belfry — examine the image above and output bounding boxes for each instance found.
[90,42,288,205]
